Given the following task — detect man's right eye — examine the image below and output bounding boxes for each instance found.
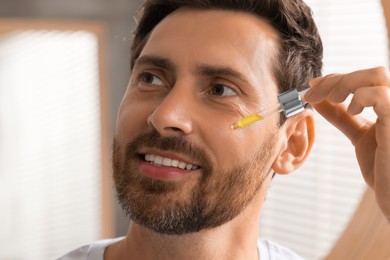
[140,72,164,86]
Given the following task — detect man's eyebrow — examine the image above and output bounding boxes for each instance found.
[134,56,250,84]
[135,55,176,72]
[196,64,250,84]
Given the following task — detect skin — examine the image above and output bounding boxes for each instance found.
[106,8,314,260]
[305,68,390,224]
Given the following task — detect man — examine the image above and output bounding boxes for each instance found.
[59,0,390,259]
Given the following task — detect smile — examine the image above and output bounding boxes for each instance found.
[144,154,200,170]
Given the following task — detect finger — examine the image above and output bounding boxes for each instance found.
[312,100,372,143]
[306,67,390,104]
[307,73,349,103]
[347,86,390,119]
[346,86,390,152]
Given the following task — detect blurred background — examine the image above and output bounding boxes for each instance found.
[0,0,389,259]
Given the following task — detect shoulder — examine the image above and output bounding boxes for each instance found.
[56,237,125,260]
[258,239,305,260]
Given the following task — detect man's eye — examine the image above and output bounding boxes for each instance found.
[210,84,237,96]
[141,72,164,86]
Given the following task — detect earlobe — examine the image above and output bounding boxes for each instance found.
[272,110,315,174]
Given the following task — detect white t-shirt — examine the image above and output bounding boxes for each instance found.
[57,237,304,260]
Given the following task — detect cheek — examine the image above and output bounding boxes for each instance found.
[203,125,256,167]
[204,118,279,169]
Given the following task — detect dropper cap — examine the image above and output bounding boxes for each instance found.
[277,88,309,118]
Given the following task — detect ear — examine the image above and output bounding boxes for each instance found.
[272,109,315,174]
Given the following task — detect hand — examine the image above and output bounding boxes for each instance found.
[304,67,390,223]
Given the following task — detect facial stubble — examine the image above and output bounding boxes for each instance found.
[112,130,276,235]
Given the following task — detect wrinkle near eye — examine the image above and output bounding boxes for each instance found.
[225,100,256,122]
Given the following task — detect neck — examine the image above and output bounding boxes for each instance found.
[105,176,272,260]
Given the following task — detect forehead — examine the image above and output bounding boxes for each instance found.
[152,7,279,40]
[139,8,280,81]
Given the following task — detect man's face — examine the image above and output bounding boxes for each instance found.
[113,8,281,235]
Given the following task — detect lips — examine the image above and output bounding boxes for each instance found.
[144,154,200,170]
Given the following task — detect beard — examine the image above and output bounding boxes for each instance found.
[112,129,276,235]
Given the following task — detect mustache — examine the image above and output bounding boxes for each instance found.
[123,130,212,168]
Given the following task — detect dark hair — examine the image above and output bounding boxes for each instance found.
[130,0,323,103]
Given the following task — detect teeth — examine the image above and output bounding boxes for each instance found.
[144,154,200,170]
[171,160,179,167]
[162,157,172,166]
[178,162,186,169]
[154,155,163,165]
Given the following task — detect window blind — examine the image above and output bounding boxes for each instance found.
[0,30,103,260]
[259,0,389,259]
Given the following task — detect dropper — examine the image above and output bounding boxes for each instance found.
[232,88,310,129]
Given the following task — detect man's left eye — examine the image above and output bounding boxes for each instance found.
[210,84,237,97]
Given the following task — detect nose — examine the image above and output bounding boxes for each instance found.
[147,86,194,136]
